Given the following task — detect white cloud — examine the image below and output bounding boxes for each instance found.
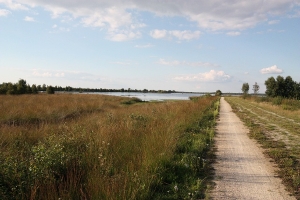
[32,71,52,77]
[150,30,201,40]
[268,20,280,25]
[24,16,35,22]
[174,70,231,82]
[0,9,10,16]
[158,59,219,68]
[107,29,141,41]
[150,29,201,40]
[31,69,105,81]
[150,29,167,39]
[2,0,299,38]
[227,31,241,36]
[52,24,57,28]
[0,0,28,10]
[260,65,283,74]
[169,30,201,40]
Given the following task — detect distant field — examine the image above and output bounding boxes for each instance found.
[226,96,300,198]
[0,94,219,199]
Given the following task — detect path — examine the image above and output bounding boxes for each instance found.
[210,97,295,200]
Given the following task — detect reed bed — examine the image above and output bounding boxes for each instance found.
[0,94,218,199]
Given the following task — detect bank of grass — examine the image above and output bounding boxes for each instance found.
[0,94,219,199]
[226,97,300,198]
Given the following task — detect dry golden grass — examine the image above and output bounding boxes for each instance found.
[0,94,217,199]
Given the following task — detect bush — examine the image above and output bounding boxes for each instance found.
[272,96,283,105]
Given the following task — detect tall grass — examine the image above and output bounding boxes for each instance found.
[0,94,218,199]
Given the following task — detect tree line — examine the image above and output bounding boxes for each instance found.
[0,79,176,95]
[265,76,300,99]
[241,75,300,99]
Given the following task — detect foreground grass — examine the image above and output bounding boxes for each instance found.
[226,96,300,198]
[0,94,219,199]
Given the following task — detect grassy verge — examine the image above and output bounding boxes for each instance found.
[226,97,300,199]
[0,94,219,199]
[148,98,219,199]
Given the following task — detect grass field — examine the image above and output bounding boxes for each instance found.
[0,94,219,199]
[226,96,300,198]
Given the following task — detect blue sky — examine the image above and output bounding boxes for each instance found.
[1,0,299,92]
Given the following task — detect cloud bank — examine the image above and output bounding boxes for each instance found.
[1,0,299,40]
[260,65,283,74]
[174,70,231,82]
[150,30,201,40]
[158,59,219,68]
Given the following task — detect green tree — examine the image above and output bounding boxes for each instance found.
[284,76,295,98]
[6,82,17,95]
[242,83,249,94]
[0,83,8,94]
[252,82,260,95]
[294,82,300,100]
[215,90,222,96]
[26,84,32,94]
[42,84,47,91]
[31,84,38,94]
[46,86,55,94]
[17,79,27,94]
[265,77,276,97]
[276,76,285,97]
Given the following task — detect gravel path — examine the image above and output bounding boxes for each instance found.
[210,97,295,200]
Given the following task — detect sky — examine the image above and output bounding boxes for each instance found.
[0,0,299,93]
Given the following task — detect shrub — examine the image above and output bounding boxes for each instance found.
[272,96,283,105]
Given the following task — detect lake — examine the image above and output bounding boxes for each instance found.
[95,92,204,101]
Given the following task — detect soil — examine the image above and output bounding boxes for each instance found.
[210,97,295,200]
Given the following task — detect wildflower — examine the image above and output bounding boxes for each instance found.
[174,185,178,192]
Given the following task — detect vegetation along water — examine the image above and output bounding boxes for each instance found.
[0,93,219,199]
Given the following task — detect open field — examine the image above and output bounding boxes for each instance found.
[226,96,300,198]
[0,94,219,199]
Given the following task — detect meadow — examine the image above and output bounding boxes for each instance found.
[0,94,219,199]
[226,96,300,198]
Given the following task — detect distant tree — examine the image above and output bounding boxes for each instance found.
[284,76,294,98]
[276,76,285,97]
[26,84,32,94]
[46,86,55,94]
[265,77,277,97]
[6,82,17,95]
[295,82,300,100]
[215,90,222,96]
[242,83,249,94]
[42,84,47,91]
[0,83,6,94]
[31,84,38,94]
[17,79,27,94]
[252,82,260,95]
[143,89,148,93]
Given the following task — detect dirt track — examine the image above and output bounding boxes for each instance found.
[210,97,295,200]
